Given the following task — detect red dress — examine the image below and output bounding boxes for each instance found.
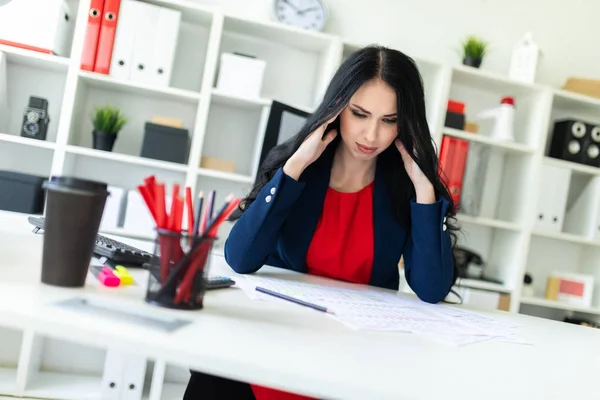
[251,182,375,400]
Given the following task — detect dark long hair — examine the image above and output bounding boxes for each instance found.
[235,45,460,282]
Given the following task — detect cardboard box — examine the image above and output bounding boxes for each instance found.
[562,77,600,99]
[200,156,236,173]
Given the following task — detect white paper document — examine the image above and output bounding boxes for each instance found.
[239,276,530,347]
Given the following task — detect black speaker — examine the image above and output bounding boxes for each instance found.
[548,119,600,167]
[21,96,50,140]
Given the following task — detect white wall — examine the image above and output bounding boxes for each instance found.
[201,0,599,89]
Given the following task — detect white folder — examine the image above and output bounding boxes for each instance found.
[109,0,140,80]
[0,51,7,133]
[101,349,126,400]
[121,354,147,400]
[563,176,600,239]
[129,2,160,84]
[533,164,571,233]
[149,7,181,87]
[100,186,126,231]
[123,190,173,237]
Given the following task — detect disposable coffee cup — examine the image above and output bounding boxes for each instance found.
[41,176,109,287]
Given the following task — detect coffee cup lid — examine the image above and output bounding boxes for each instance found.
[43,176,108,194]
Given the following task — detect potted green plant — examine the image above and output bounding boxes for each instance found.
[462,35,488,68]
[91,104,127,152]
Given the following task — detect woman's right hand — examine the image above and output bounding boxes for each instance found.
[283,113,340,180]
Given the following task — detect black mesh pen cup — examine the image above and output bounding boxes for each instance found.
[41,176,109,287]
[145,228,216,310]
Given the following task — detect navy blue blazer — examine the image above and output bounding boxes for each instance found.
[224,148,455,303]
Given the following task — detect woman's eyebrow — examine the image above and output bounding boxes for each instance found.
[351,103,397,117]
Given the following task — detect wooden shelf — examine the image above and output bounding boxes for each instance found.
[66,146,189,173]
[443,128,535,154]
[78,71,202,104]
[0,44,69,73]
[520,296,600,316]
[0,133,56,150]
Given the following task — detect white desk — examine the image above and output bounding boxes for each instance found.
[0,212,599,400]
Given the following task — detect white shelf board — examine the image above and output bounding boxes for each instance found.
[443,128,535,154]
[198,168,254,184]
[66,146,189,173]
[457,214,523,231]
[24,371,101,400]
[520,296,600,316]
[0,44,69,73]
[78,71,201,104]
[211,88,271,109]
[451,64,544,95]
[456,278,512,294]
[531,229,600,247]
[0,132,56,150]
[552,88,600,110]
[0,367,17,396]
[223,14,335,52]
[145,0,214,24]
[543,156,600,177]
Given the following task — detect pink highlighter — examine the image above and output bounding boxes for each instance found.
[92,266,121,287]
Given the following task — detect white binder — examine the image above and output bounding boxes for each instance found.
[129,2,160,84]
[123,190,172,237]
[149,7,181,87]
[100,186,126,231]
[101,349,127,400]
[533,164,571,233]
[0,51,7,133]
[563,176,600,239]
[121,354,147,400]
[109,0,140,80]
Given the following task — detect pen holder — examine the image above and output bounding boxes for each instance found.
[145,228,216,310]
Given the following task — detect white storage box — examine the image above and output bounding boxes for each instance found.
[0,0,73,56]
[216,52,266,98]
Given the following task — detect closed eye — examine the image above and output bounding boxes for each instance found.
[383,118,397,125]
[351,110,367,119]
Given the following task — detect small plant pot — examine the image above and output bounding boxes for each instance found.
[92,130,116,152]
[463,56,482,68]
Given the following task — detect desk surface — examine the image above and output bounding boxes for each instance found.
[0,211,599,400]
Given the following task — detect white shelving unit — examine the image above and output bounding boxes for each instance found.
[2,0,600,397]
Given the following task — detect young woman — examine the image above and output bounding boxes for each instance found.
[184,44,459,400]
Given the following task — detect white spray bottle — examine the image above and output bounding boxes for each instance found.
[475,96,516,142]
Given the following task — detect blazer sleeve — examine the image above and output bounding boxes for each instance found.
[224,167,305,274]
[403,196,455,303]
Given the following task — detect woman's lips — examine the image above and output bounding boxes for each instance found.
[356,143,377,154]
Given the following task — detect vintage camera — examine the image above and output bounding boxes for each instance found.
[21,97,50,140]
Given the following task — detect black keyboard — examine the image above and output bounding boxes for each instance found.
[28,216,154,267]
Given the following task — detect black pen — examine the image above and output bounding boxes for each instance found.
[255,286,335,315]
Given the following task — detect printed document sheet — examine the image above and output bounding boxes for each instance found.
[238,275,530,346]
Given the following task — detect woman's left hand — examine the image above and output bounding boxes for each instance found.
[395,139,435,203]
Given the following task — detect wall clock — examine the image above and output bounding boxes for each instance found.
[272,0,328,32]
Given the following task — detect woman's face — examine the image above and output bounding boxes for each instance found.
[338,78,398,160]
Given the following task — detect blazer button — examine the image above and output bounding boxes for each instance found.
[265,195,272,203]
[270,187,276,195]
[443,224,447,231]
[443,216,447,223]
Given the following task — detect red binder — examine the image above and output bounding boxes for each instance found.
[80,0,106,71]
[94,0,121,74]
[448,138,469,208]
[438,136,469,209]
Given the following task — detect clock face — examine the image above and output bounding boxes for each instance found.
[273,0,327,31]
